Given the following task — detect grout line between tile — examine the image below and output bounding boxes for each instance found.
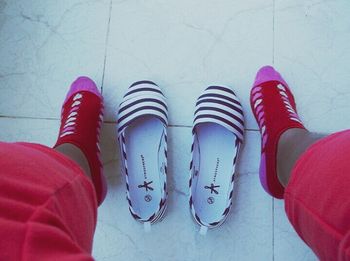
[101,0,113,93]
[0,115,261,132]
[0,115,59,121]
[169,124,191,128]
[245,128,260,132]
[272,198,275,261]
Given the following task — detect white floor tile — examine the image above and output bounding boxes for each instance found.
[274,0,350,133]
[0,117,59,144]
[102,0,273,129]
[0,0,110,119]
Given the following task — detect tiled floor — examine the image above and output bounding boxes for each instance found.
[1,0,349,260]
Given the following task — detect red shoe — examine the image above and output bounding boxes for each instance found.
[54,76,107,205]
[250,66,305,198]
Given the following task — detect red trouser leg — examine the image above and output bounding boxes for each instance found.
[0,142,97,261]
[285,130,350,261]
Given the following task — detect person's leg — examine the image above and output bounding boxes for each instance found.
[53,76,106,204]
[55,143,92,179]
[0,76,106,260]
[0,142,97,261]
[283,130,350,260]
[250,66,350,260]
[277,128,325,187]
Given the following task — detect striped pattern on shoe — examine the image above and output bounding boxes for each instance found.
[193,86,244,142]
[189,85,244,230]
[118,81,168,134]
[117,81,168,226]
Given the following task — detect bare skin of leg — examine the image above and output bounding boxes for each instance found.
[277,128,325,187]
[55,144,91,179]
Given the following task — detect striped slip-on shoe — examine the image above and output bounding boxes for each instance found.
[117,80,168,232]
[189,85,245,235]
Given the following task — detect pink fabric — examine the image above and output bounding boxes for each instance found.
[64,77,102,105]
[285,130,350,260]
[0,142,97,260]
[253,65,289,88]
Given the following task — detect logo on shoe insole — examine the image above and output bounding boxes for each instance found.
[213,157,220,183]
[205,158,220,204]
[139,155,154,202]
[144,194,152,202]
[138,181,154,191]
[204,183,220,194]
[207,197,215,204]
[141,155,147,180]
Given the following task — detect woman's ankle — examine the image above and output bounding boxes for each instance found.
[277,128,310,187]
[55,143,92,179]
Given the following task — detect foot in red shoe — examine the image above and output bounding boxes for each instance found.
[54,76,107,205]
[250,66,306,198]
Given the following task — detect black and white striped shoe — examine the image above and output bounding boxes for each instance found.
[189,85,245,235]
[117,80,168,232]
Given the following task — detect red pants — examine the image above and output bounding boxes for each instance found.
[285,130,350,260]
[1,130,350,260]
[0,142,97,261]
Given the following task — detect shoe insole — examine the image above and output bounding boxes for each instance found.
[124,116,164,219]
[192,122,237,224]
